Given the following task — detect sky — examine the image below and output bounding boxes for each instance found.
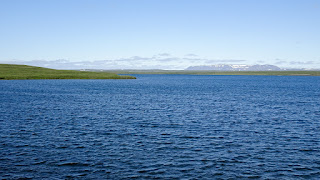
[1,0,320,70]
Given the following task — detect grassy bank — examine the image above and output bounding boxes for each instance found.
[0,64,136,80]
[103,70,320,76]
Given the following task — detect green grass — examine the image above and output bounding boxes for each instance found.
[103,70,320,76]
[0,64,136,80]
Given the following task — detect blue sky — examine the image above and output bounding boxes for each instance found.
[1,0,319,69]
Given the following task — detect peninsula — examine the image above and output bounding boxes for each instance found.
[0,64,136,80]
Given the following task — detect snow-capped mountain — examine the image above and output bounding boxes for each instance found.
[185,64,282,71]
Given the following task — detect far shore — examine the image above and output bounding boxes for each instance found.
[88,69,320,76]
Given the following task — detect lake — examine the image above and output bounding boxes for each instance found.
[1,75,320,179]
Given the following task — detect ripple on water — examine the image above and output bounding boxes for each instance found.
[1,75,320,179]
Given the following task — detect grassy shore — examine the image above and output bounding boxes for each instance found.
[0,64,136,80]
[103,70,320,76]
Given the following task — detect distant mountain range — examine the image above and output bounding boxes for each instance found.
[185,64,283,71]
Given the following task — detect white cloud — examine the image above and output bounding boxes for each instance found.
[2,54,318,70]
[290,61,315,65]
[275,60,287,65]
[157,53,171,57]
[257,60,265,64]
[204,59,247,64]
[185,54,198,57]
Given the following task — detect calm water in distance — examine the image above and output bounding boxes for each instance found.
[1,75,320,179]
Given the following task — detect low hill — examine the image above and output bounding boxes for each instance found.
[0,64,136,80]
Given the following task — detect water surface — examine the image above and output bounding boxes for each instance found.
[1,75,320,179]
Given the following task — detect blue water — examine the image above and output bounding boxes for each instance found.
[1,75,320,179]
